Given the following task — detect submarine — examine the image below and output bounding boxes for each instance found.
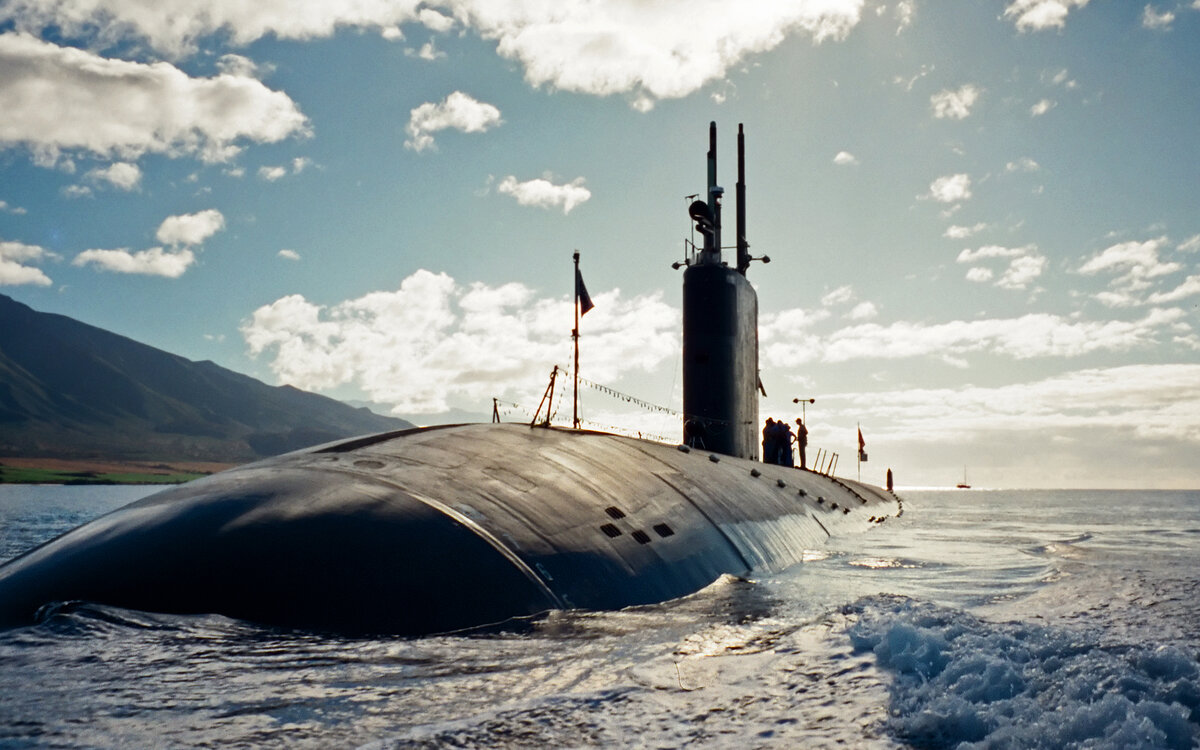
[0,123,901,636]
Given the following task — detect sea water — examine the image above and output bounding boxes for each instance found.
[0,485,1196,749]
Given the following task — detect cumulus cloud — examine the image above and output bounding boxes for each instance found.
[72,209,223,278]
[404,91,503,152]
[155,209,225,246]
[930,84,980,120]
[927,173,972,203]
[496,175,591,214]
[85,161,142,190]
[965,267,994,283]
[1142,5,1175,29]
[1078,237,1185,306]
[0,33,309,165]
[0,200,27,215]
[833,150,859,166]
[0,239,54,285]
[72,247,195,277]
[456,0,867,107]
[0,0,425,58]
[278,249,301,261]
[258,165,288,181]
[1003,0,1091,32]
[1147,275,1200,305]
[0,2,870,109]
[997,254,1047,290]
[761,307,1185,367]
[956,245,1045,290]
[240,269,678,413]
[1178,234,1200,253]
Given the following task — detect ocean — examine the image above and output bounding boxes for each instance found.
[0,485,1196,749]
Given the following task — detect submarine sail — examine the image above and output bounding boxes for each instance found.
[0,124,901,636]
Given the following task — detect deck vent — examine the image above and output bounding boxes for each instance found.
[709,454,721,463]
[605,506,627,520]
[653,523,675,538]
[776,479,786,488]
[750,468,761,477]
[797,489,807,497]
[600,523,622,538]
[631,530,652,544]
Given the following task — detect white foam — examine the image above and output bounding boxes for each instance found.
[846,594,1199,749]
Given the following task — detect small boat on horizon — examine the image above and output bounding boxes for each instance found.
[956,467,971,489]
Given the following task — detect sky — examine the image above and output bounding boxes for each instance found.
[1,0,1199,489]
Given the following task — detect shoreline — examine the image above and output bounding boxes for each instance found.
[0,457,239,485]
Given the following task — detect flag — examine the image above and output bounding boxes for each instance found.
[575,267,594,316]
[858,427,868,462]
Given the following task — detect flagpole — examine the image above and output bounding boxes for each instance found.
[573,250,581,429]
[857,422,861,481]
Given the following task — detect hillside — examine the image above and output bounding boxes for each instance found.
[0,294,412,462]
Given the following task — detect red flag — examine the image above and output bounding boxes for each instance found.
[857,427,865,452]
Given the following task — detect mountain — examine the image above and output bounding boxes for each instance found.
[0,294,412,462]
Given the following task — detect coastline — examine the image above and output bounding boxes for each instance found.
[0,457,237,485]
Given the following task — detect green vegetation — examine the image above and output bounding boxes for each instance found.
[0,466,205,485]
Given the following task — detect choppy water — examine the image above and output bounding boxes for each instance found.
[1,485,1197,749]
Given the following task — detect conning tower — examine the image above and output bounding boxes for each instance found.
[682,123,762,459]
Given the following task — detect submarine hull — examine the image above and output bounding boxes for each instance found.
[0,423,899,635]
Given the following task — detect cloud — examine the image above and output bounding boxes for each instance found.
[821,285,855,306]
[1178,234,1200,253]
[496,175,591,214]
[72,247,195,277]
[155,209,225,246]
[457,1,867,107]
[835,364,1200,448]
[1147,275,1200,305]
[1003,0,1091,32]
[0,200,28,215]
[1142,5,1175,29]
[1005,157,1040,173]
[406,41,445,61]
[944,223,989,239]
[965,267,994,283]
[404,91,503,152]
[1078,236,1181,296]
[1,2,870,109]
[241,269,678,413]
[847,301,877,321]
[86,161,142,190]
[833,151,859,166]
[930,84,980,120]
[761,307,1185,367]
[0,0,425,58]
[997,254,1047,290]
[258,165,288,181]
[957,245,1046,290]
[278,249,301,261]
[0,33,309,165]
[956,245,1027,263]
[1030,98,1056,117]
[927,173,972,203]
[894,0,915,33]
[0,239,54,285]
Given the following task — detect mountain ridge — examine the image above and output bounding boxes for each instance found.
[0,294,412,462]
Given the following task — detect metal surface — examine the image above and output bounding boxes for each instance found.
[0,424,900,635]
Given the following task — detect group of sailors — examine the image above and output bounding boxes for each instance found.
[762,417,807,469]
